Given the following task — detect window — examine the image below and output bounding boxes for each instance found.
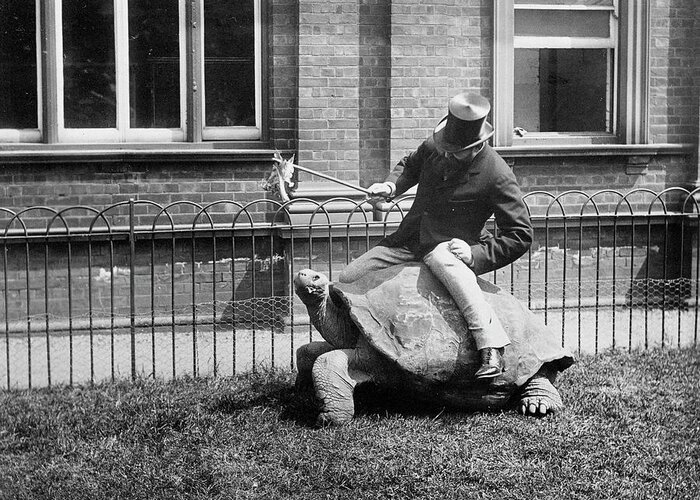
[0,0,263,144]
[493,0,649,146]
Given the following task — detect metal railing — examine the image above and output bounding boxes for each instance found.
[1,187,699,389]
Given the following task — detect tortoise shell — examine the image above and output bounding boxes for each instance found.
[331,262,574,401]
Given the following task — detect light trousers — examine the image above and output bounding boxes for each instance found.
[338,243,509,350]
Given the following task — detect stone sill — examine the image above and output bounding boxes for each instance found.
[0,143,284,164]
[496,142,692,158]
[1,142,692,165]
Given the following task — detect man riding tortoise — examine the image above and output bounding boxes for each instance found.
[289,93,575,425]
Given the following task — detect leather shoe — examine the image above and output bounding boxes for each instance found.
[475,347,505,379]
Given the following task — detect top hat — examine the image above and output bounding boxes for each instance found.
[433,93,495,153]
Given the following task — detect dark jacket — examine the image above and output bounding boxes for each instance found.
[379,138,533,276]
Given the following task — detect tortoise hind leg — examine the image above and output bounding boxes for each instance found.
[518,364,564,417]
[312,349,371,426]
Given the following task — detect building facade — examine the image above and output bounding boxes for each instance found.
[0,0,698,213]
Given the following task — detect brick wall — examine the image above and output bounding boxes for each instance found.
[359,0,392,185]
[296,0,392,186]
[649,0,700,145]
[389,0,492,165]
[512,154,694,201]
[0,237,287,329]
[270,0,299,153]
[0,161,275,226]
[297,0,361,180]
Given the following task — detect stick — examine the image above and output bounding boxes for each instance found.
[278,160,372,196]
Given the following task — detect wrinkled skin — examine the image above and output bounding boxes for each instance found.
[294,268,570,425]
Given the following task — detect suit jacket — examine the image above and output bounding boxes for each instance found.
[379,138,533,276]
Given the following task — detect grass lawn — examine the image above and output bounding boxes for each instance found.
[1,348,698,499]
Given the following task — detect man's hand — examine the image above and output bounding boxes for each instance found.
[448,238,473,266]
[367,182,394,198]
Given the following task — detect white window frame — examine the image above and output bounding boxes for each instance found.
[0,0,42,143]
[0,0,263,144]
[493,0,649,147]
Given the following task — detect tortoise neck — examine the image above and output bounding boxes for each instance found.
[308,291,358,349]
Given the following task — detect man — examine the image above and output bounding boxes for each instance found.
[338,92,533,379]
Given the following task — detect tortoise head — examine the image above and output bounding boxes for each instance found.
[294,269,330,305]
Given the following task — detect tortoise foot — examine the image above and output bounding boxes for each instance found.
[316,409,353,427]
[312,350,359,426]
[518,373,564,417]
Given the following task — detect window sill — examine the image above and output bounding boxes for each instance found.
[0,142,282,164]
[496,142,693,158]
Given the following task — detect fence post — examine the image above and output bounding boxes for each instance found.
[129,199,136,380]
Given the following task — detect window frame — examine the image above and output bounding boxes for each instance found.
[493,0,649,147]
[0,0,265,145]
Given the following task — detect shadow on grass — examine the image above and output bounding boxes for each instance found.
[208,370,481,428]
[352,383,490,421]
[208,370,319,427]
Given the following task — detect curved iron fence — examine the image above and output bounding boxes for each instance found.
[1,187,699,389]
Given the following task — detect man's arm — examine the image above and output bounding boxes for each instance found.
[385,145,424,196]
[368,142,426,198]
[469,171,533,275]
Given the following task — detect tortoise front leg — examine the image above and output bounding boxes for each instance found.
[295,341,335,392]
[312,349,371,425]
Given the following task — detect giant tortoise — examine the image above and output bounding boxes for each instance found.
[294,262,575,425]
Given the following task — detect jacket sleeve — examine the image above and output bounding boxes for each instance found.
[385,142,426,196]
[469,170,533,275]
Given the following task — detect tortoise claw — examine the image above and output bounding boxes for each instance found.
[519,397,554,417]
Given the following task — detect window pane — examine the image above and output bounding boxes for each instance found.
[514,49,610,133]
[0,0,38,128]
[63,0,116,128]
[515,10,610,38]
[128,0,180,128]
[204,0,255,127]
